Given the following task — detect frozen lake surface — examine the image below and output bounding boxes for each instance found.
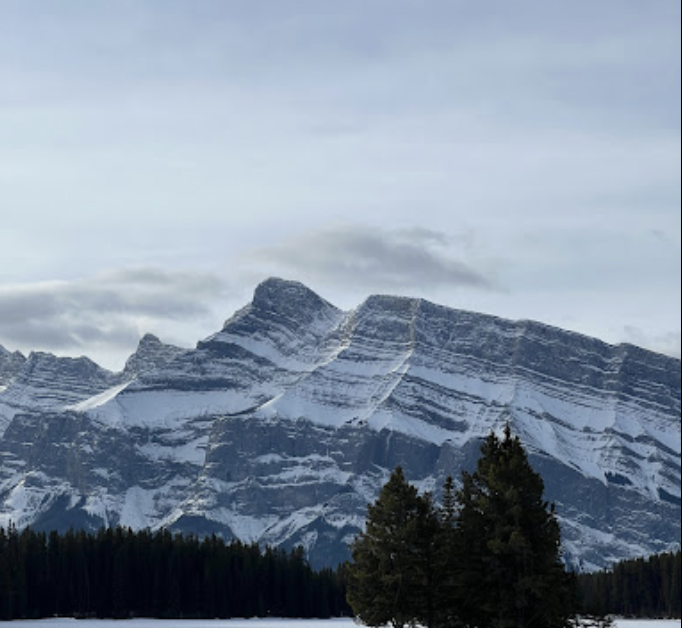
[6,619,680,627]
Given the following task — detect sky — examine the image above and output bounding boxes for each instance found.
[0,0,680,370]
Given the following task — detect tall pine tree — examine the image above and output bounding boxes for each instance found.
[347,467,438,628]
[453,425,575,627]
[432,476,462,628]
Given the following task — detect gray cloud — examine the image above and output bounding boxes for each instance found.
[0,267,226,356]
[249,226,497,292]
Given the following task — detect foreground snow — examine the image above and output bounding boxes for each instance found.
[617,623,681,628]
[6,619,680,627]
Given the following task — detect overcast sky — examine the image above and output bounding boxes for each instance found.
[0,0,680,370]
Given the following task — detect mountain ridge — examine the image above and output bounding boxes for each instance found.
[0,277,677,380]
[0,278,679,570]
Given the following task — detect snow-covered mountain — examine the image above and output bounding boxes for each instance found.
[0,278,679,570]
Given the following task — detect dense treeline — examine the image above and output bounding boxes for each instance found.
[0,525,349,621]
[578,550,681,618]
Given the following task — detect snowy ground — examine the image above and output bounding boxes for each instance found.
[6,619,680,627]
[616,623,681,628]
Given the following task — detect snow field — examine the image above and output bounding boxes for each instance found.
[617,623,681,628]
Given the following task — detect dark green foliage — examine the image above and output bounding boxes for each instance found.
[578,550,681,618]
[348,428,577,627]
[347,429,676,626]
[347,467,440,627]
[0,526,350,620]
[432,475,460,628]
[453,426,575,627]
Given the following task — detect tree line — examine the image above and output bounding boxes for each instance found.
[578,550,681,618]
[347,427,577,627]
[0,525,349,621]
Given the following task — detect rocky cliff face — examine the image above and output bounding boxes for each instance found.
[0,346,26,387]
[123,334,189,378]
[0,279,679,570]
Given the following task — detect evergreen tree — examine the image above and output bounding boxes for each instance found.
[578,550,681,618]
[0,527,12,620]
[409,491,441,628]
[432,476,462,628]
[453,426,575,627]
[347,467,437,627]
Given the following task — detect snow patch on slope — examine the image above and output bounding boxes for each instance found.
[69,381,135,412]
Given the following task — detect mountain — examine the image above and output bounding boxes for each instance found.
[0,335,186,436]
[123,333,189,377]
[0,278,679,570]
[0,346,26,387]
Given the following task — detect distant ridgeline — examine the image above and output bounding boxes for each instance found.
[578,550,682,619]
[0,525,350,621]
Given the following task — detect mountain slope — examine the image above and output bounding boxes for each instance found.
[0,279,679,570]
[0,335,187,435]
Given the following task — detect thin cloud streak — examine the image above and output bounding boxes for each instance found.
[248,226,499,292]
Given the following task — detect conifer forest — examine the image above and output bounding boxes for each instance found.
[0,526,348,621]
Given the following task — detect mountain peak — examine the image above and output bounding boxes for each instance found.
[248,278,341,322]
[138,333,163,347]
[254,277,326,305]
[0,345,25,361]
[0,346,26,387]
[25,351,103,372]
[123,334,186,377]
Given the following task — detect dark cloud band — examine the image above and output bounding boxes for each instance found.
[0,268,225,354]
[249,225,498,292]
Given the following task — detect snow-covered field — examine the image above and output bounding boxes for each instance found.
[616,623,681,628]
[6,619,680,627]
